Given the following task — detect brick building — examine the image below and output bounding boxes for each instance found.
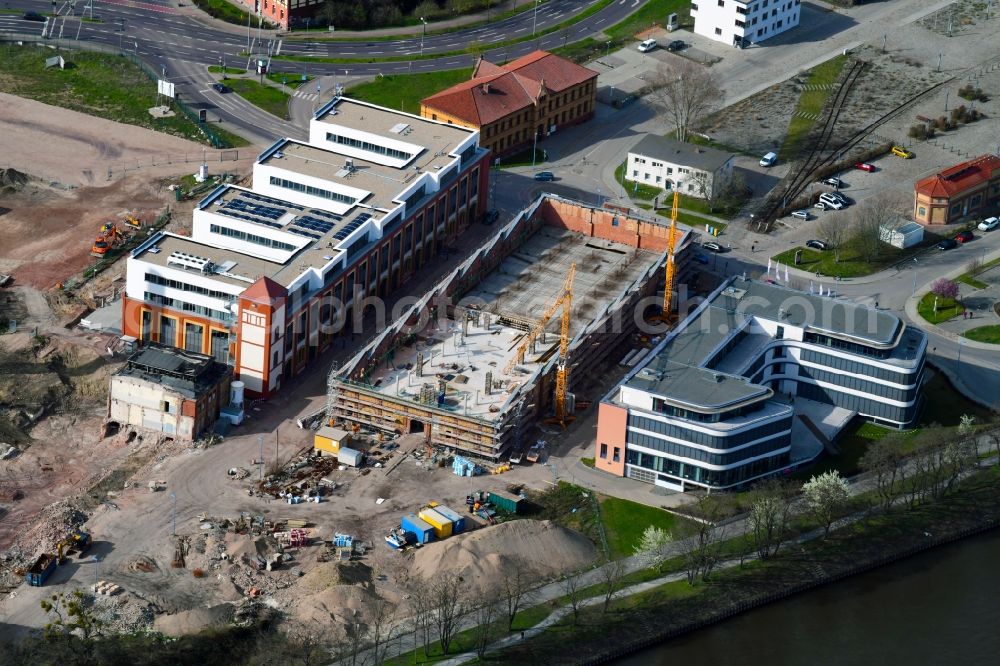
[122,97,489,398]
[913,154,1000,225]
[237,0,323,29]
[420,51,598,158]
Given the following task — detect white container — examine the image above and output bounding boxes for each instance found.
[231,381,245,407]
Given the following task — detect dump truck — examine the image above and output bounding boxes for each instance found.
[25,553,57,586]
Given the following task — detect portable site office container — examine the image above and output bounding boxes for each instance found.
[418,507,454,538]
[400,514,435,545]
[488,490,523,514]
[433,505,466,534]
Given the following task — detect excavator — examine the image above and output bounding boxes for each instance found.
[56,531,92,564]
[91,223,127,257]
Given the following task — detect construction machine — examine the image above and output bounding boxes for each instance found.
[651,191,682,324]
[56,531,92,564]
[123,215,143,229]
[90,223,127,257]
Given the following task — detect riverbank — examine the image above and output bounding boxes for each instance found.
[484,465,1000,665]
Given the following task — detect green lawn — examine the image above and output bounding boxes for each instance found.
[207,65,246,76]
[793,421,903,480]
[600,497,691,559]
[964,325,1000,344]
[917,292,965,324]
[0,46,223,146]
[581,457,595,468]
[920,371,997,427]
[554,0,689,62]
[267,72,312,89]
[615,161,663,200]
[227,78,291,119]
[772,241,916,279]
[779,55,848,161]
[192,0,260,27]
[958,275,989,289]
[205,123,251,148]
[345,68,472,115]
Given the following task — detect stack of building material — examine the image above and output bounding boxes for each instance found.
[331,533,353,549]
[452,455,477,476]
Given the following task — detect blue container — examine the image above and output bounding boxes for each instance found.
[400,514,435,545]
[434,505,466,534]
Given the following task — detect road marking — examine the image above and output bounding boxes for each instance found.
[275,40,282,55]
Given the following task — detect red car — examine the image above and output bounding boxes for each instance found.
[955,230,974,243]
[854,162,876,172]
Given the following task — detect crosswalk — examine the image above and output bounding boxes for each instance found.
[292,89,318,101]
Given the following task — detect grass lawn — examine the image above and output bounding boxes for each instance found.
[581,457,595,468]
[205,123,251,148]
[345,68,472,116]
[0,45,223,146]
[676,211,725,232]
[920,371,997,427]
[772,242,913,279]
[793,421,902,480]
[917,292,964,324]
[963,325,1000,344]
[615,162,663,200]
[267,72,312,89]
[227,78,291,119]
[207,65,247,76]
[498,147,546,169]
[956,255,1000,289]
[600,497,691,559]
[192,0,260,27]
[779,55,847,161]
[553,0,689,62]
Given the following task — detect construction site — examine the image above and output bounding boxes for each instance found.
[327,194,693,460]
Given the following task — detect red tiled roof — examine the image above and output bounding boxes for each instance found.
[422,50,598,127]
[242,276,287,306]
[915,154,1000,198]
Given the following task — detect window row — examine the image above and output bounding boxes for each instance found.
[626,449,790,488]
[325,132,411,162]
[627,413,793,449]
[269,176,356,205]
[796,382,917,425]
[799,348,920,384]
[627,432,789,467]
[144,292,232,324]
[209,224,297,252]
[797,367,918,402]
[145,273,233,302]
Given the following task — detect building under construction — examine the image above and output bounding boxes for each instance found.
[326,194,693,460]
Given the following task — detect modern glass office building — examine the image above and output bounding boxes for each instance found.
[595,276,926,491]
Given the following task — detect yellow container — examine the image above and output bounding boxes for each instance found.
[418,507,454,538]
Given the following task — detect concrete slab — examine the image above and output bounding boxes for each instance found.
[79,299,123,334]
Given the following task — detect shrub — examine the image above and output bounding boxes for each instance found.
[908,124,927,139]
[192,568,205,578]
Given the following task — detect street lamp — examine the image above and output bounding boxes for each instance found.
[305,18,310,33]
[531,130,539,168]
[420,17,427,56]
[117,18,125,52]
[532,0,540,36]
[170,492,177,536]
[606,40,611,59]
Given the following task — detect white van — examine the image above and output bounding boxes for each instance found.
[638,39,658,53]
[759,152,777,167]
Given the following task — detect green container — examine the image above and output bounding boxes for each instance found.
[488,491,522,514]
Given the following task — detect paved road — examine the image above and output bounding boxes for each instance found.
[1,0,651,143]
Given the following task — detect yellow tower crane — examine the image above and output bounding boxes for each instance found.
[503,263,576,376]
[551,262,575,427]
[660,191,682,324]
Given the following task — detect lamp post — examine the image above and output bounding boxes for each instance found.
[117,18,125,52]
[420,17,427,56]
[532,0,540,36]
[305,18,310,33]
[170,492,177,536]
[532,130,538,169]
[606,40,611,59]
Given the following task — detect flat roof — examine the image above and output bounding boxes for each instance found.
[116,343,229,399]
[135,233,279,289]
[628,361,771,411]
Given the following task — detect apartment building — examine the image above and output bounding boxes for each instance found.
[626,135,734,199]
[913,154,1000,225]
[420,51,598,158]
[122,97,489,398]
[596,277,927,491]
[236,0,323,29]
[692,0,801,47]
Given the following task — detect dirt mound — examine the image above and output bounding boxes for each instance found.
[411,520,596,592]
[298,560,372,593]
[0,168,29,193]
[290,584,378,640]
[153,603,235,637]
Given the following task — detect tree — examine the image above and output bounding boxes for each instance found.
[991,430,1000,467]
[802,470,850,537]
[470,594,502,659]
[859,434,908,510]
[407,580,435,658]
[428,577,467,656]
[366,591,398,666]
[600,558,627,614]
[677,495,729,585]
[747,478,795,559]
[691,170,748,214]
[633,525,672,571]
[40,589,103,641]
[499,559,537,631]
[647,61,723,142]
[818,215,849,263]
[848,192,905,263]
[930,278,960,301]
[560,572,585,625]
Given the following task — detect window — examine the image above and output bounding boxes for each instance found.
[269,176,355,205]
[325,132,412,161]
[600,443,608,459]
[209,224,296,252]
[613,447,621,463]
[632,169,639,177]
[776,326,784,339]
[715,27,722,35]
[718,0,724,5]
[918,206,927,216]
[184,322,203,353]
[691,3,698,10]
[656,176,662,184]
[612,217,620,227]
[736,20,745,27]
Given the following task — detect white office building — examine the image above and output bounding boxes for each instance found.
[691,0,801,48]
[626,135,734,200]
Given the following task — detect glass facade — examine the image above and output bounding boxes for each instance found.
[627,413,793,450]
[626,448,790,488]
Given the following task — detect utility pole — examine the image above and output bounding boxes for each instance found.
[420,17,427,56]
[258,435,264,480]
[170,491,177,535]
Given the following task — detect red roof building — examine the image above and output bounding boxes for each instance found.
[913,154,1000,225]
[420,51,598,158]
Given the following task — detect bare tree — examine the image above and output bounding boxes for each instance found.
[860,434,908,510]
[818,215,849,263]
[647,61,724,142]
[470,594,503,659]
[600,558,627,614]
[678,495,729,584]
[747,478,796,559]
[560,572,585,625]
[332,612,366,666]
[407,581,435,658]
[428,578,467,656]
[849,192,906,263]
[691,170,747,214]
[991,430,1000,466]
[367,592,398,666]
[499,559,537,631]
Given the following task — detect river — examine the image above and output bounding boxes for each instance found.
[614,529,1000,665]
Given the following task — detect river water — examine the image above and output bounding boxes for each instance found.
[614,529,1000,665]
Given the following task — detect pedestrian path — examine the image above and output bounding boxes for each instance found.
[291,89,318,101]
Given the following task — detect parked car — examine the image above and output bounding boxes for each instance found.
[806,239,829,251]
[977,216,999,231]
[22,11,46,21]
[824,191,850,205]
[818,194,845,210]
[814,201,829,210]
[955,230,974,243]
[212,83,231,93]
[854,162,877,172]
[666,40,686,51]
[638,39,658,53]
[822,177,845,188]
[703,242,726,253]
[891,146,914,159]
[759,152,777,167]
[791,210,810,220]
[533,171,555,181]
[937,238,958,250]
